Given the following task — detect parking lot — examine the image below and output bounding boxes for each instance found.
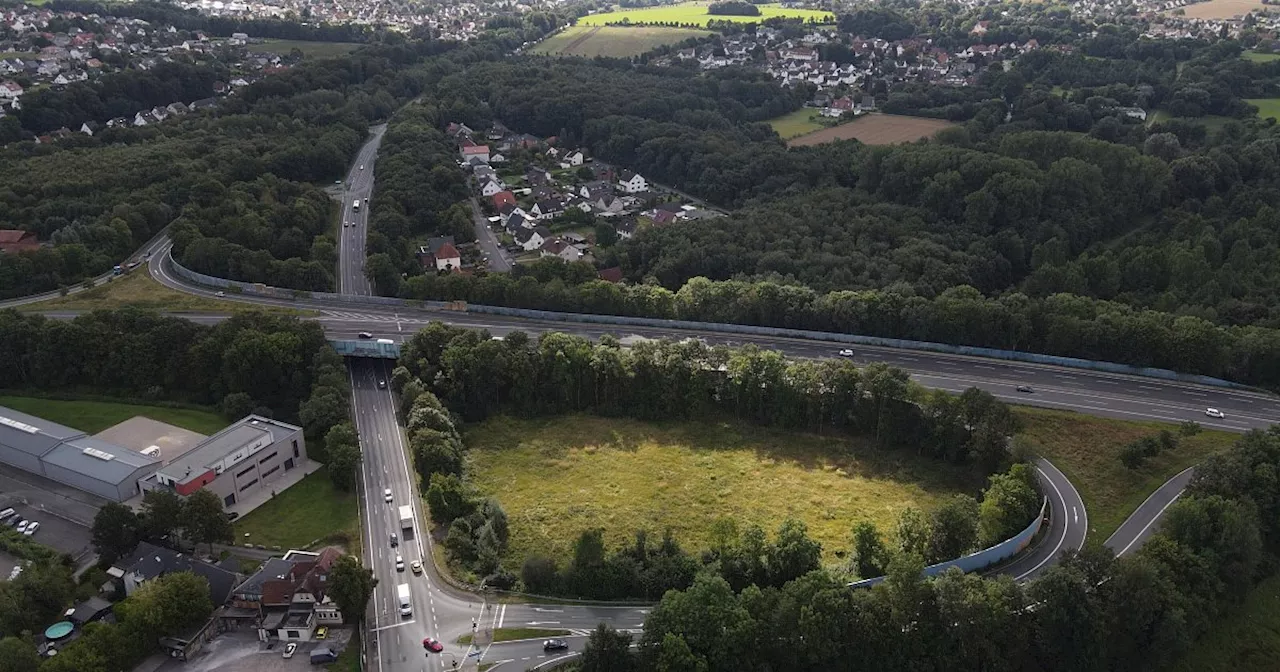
[163,629,354,672]
[1,500,94,559]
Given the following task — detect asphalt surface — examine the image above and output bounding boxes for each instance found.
[1104,465,1198,557]
[470,198,513,272]
[337,124,386,296]
[991,458,1087,581]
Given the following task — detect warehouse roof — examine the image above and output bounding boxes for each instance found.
[42,436,160,485]
[160,415,301,486]
[0,406,82,457]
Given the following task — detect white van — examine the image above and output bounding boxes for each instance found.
[397,583,412,617]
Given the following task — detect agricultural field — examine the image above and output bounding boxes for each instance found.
[768,108,828,139]
[1243,50,1280,63]
[1015,407,1237,541]
[256,39,362,58]
[533,26,710,57]
[465,415,983,569]
[0,395,227,436]
[1172,0,1264,18]
[787,113,955,147]
[578,1,834,28]
[1247,98,1280,121]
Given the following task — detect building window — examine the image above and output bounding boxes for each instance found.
[257,451,277,464]
[287,630,299,640]
[239,478,258,492]
[262,465,280,480]
[224,493,236,507]
[284,458,295,471]
[292,440,299,458]
[236,465,255,479]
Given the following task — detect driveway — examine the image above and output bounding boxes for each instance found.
[160,630,353,672]
[470,198,512,272]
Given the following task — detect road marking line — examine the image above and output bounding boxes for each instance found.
[1110,464,1197,556]
[372,620,416,632]
[498,604,507,629]
[1014,463,1074,582]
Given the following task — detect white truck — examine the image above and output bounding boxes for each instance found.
[397,583,412,617]
[352,199,361,211]
[399,505,413,535]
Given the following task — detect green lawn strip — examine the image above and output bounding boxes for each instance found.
[332,630,361,672]
[256,39,362,58]
[0,394,227,435]
[768,108,825,139]
[1243,50,1280,63]
[1171,572,1280,672]
[1246,98,1280,121]
[465,415,982,570]
[232,468,359,552]
[1015,407,1236,543]
[457,627,571,645]
[27,268,304,315]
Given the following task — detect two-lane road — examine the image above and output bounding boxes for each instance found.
[337,124,387,296]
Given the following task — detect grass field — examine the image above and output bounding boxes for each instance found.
[533,26,710,57]
[1172,572,1280,671]
[256,39,362,58]
[465,415,982,568]
[232,468,359,551]
[768,108,828,140]
[578,1,833,27]
[1247,98,1280,121]
[0,395,227,436]
[1243,50,1280,63]
[1015,407,1237,542]
[787,113,954,147]
[28,269,296,314]
[1172,0,1264,18]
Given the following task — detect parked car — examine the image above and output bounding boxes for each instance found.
[224,512,240,521]
[310,647,338,665]
[16,520,29,533]
[23,522,39,536]
[837,349,854,357]
[0,508,15,521]
[423,638,443,653]
[215,291,225,297]
[378,380,387,389]
[314,627,328,640]
[1016,385,1034,393]
[359,165,365,170]
[1205,408,1226,419]
[411,560,423,575]
[283,642,297,659]
[7,516,23,528]
[543,639,569,652]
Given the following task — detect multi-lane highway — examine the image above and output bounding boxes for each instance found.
[338,123,386,296]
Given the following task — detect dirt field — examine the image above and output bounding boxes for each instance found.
[533,26,710,57]
[787,113,955,147]
[1174,0,1265,18]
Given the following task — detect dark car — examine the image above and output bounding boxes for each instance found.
[224,511,240,521]
[1016,385,1034,393]
[7,516,24,528]
[390,532,398,547]
[310,647,338,665]
[543,639,569,652]
[358,332,373,339]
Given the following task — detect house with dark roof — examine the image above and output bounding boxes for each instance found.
[228,548,345,642]
[598,267,624,283]
[579,181,614,201]
[618,170,648,194]
[418,236,462,272]
[109,541,240,606]
[532,200,565,220]
[514,226,547,252]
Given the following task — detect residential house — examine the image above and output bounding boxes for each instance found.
[108,541,240,605]
[489,152,507,163]
[614,218,636,240]
[1119,107,1147,121]
[579,181,614,201]
[514,226,547,252]
[971,20,991,35]
[418,236,462,272]
[560,150,586,167]
[473,165,498,182]
[65,596,113,626]
[167,101,189,116]
[0,80,22,101]
[618,170,648,194]
[479,180,504,197]
[592,195,625,215]
[447,122,475,139]
[780,46,818,62]
[532,199,565,220]
[461,144,490,164]
[79,122,94,136]
[189,97,217,111]
[540,237,583,262]
[492,191,516,210]
[525,167,552,187]
[227,548,344,644]
[653,209,679,226]
[598,267,624,283]
[589,164,615,182]
[0,229,39,253]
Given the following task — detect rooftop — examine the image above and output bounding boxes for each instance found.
[0,405,82,457]
[158,415,300,486]
[42,436,160,485]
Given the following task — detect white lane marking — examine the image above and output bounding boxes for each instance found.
[974,365,997,370]
[1138,385,1162,391]
[1014,463,1076,582]
[372,620,417,632]
[497,604,507,629]
[1116,488,1188,557]
[1072,506,1078,525]
[1054,374,1076,380]
[532,608,564,613]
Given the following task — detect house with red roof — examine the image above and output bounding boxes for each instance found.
[492,191,516,210]
[0,229,39,254]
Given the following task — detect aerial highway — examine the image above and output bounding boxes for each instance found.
[337,123,386,296]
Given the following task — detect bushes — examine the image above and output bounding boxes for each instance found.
[1118,430,1180,469]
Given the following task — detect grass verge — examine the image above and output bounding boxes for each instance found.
[232,468,359,552]
[26,269,295,314]
[257,39,362,58]
[465,415,982,569]
[457,627,571,645]
[1015,407,1237,543]
[0,394,227,435]
[1171,572,1280,671]
[332,630,361,672]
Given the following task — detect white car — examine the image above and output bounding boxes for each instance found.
[283,642,297,659]
[1205,408,1225,419]
[23,522,38,536]
[215,291,225,297]
[384,488,393,503]
[395,555,405,572]
[838,349,855,357]
[16,520,28,533]
[359,165,365,170]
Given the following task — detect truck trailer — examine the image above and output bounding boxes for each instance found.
[399,505,413,534]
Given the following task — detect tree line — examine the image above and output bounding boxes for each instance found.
[47,0,376,43]
[571,425,1280,672]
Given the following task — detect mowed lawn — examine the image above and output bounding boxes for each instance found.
[0,395,228,436]
[29,269,302,315]
[579,1,833,27]
[769,108,827,140]
[1243,50,1280,63]
[1172,572,1280,672]
[256,39,362,58]
[232,468,359,551]
[1247,98,1280,121]
[1172,0,1264,18]
[1015,407,1237,542]
[534,26,710,57]
[465,415,981,568]
[787,113,954,146]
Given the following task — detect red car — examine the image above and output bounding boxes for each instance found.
[423,638,443,653]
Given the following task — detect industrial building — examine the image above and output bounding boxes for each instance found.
[0,406,161,502]
[146,415,307,509]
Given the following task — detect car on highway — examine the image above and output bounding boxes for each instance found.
[384,488,393,503]
[315,627,328,640]
[23,522,38,536]
[838,349,854,357]
[423,638,444,653]
[389,532,398,547]
[215,291,225,297]
[358,332,373,339]
[335,180,342,185]
[411,560,423,575]
[1016,385,1034,393]
[395,555,405,572]
[378,380,387,389]
[359,165,365,170]
[1205,408,1226,419]
[283,642,297,659]
[543,639,569,652]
